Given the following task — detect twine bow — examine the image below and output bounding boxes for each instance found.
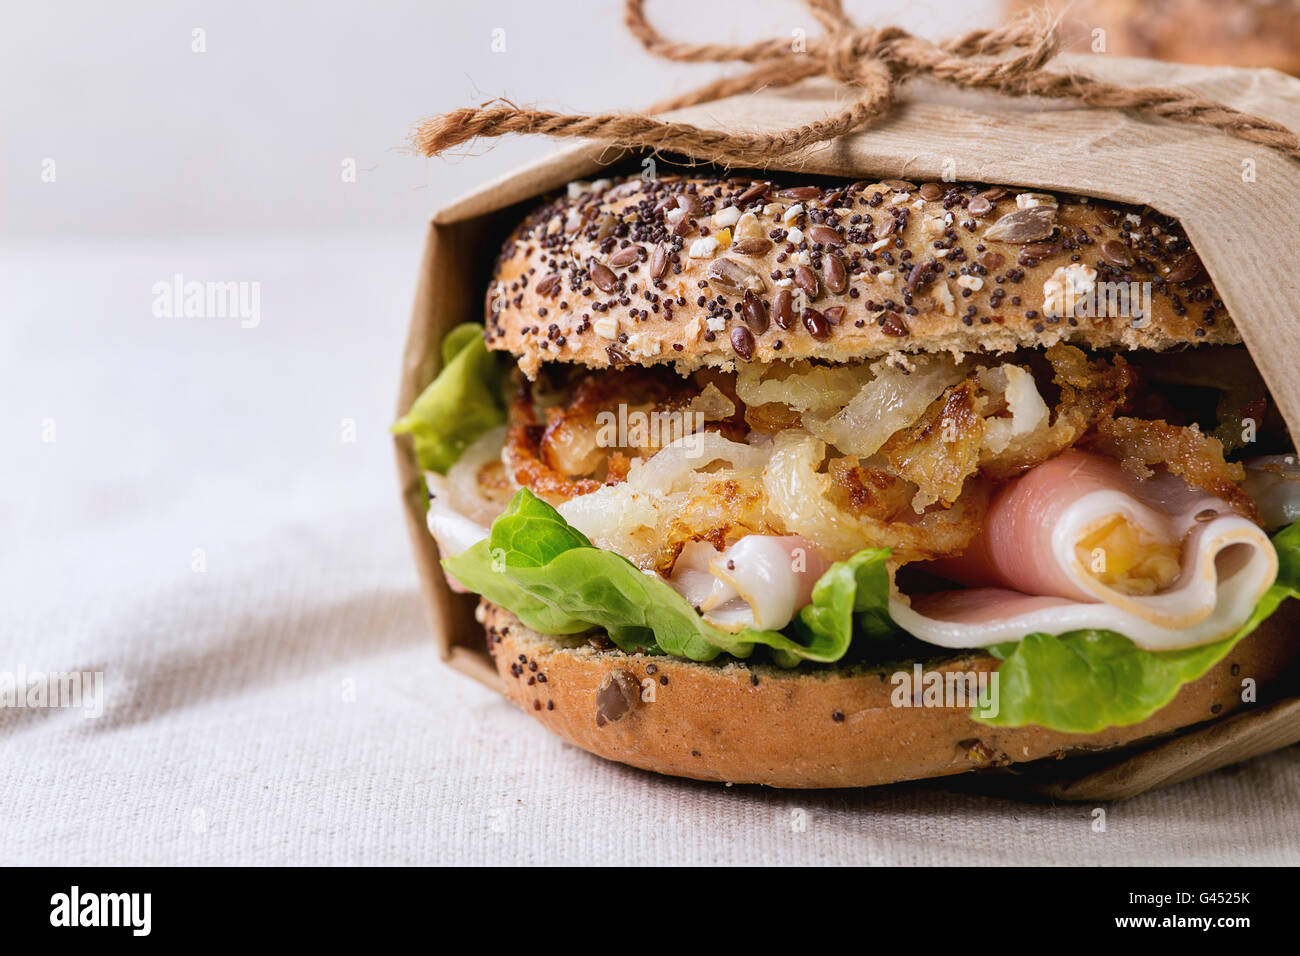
[412,0,1300,166]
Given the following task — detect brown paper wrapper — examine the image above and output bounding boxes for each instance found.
[395,53,1300,799]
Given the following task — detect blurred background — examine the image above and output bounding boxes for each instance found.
[6,0,1294,237]
[4,0,1011,237]
[2,0,1298,864]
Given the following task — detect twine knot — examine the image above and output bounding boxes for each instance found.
[411,0,1300,167]
[823,28,892,85]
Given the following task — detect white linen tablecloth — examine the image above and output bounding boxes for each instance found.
[3,233,1297,866]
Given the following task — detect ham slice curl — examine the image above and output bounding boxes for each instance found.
[892,451,1277,651]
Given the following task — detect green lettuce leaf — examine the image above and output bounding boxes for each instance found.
[391,323,505,474]
[780,548,893,667]
[443,489,891,665]
[977,520,1300,733]
[1275,516,1300,588]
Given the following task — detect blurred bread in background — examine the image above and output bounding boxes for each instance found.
[1010,0,1300,74]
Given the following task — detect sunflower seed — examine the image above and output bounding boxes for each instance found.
[735,181,770,205]
[773,289,794,329]
[608,246,640,268]
[590,261,618,292]
[1100,240,1133,267]
[881,313,910,337]
[730,325,755,359]
[794,265,819,299]
[649,244,668,279]
[1165,252,1204,283]
[1020,239,1062,259]
[802,307,831,340]
[806,224,844,247]
[741,290,769,334]
[823,254,847,294]
[731,237,773,257]
[707,257,766,295]
[595,669,639,727]
[983,206,1056,243]
[906,261,934,292]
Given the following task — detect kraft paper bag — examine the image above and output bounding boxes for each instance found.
[394,52,1300,798]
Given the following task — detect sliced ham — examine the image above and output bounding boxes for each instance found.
[893,450,1277,651]
[426,467,496,595]
[669,535,832,632]
[446,425,510,526]
[427,426,509,563]
[426,426,511,594]
[1242,454,1300,531]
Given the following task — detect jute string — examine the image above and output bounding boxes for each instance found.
[412,0,1300,166]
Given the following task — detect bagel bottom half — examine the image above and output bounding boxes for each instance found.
[480,599,1300,790]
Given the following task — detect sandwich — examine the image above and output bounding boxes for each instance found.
[393,172,1300,789]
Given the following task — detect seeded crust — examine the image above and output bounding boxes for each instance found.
[481,600,1300,790]
[485,174,1239,378]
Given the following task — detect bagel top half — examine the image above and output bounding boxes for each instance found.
[484,173,1234,377]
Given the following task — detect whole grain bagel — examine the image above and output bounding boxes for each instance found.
[481,599,1300,790]
[485,174,1235,377]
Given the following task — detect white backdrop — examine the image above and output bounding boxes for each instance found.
[4,0,1299,866]
[4,0,1002,236]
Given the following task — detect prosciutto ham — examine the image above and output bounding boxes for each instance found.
[891,451,1277,651]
